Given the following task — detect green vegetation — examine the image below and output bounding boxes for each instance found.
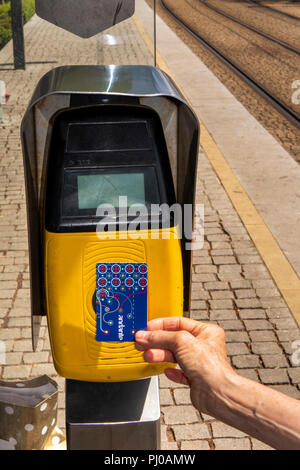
[0,0,35,50]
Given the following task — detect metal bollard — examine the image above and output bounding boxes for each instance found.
[66,377,161,450]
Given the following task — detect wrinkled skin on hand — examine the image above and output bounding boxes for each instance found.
[135,317,235,414]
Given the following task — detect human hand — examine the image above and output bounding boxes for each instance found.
[135,317,236,414]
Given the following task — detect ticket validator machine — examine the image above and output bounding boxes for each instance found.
[21,65,199,449]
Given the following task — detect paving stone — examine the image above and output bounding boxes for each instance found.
[251,439,274,450]
[252,280,276,289]
[236,368,259,381]
[9,308,31,318]
[280,342,294,355]
[218,265,243,281]
[213,438,251,450]
[22,351,50,365]
[7,317,31,327]
[242,265,270,280]
[210,290,234,300]
[260,298,289,309]
[251,342,282,355]
[287,368,300,384]
[30,363,57,377]
[212,256,236,265]
[12,339,33,352]
[201,413,215,422]
[265,308,292,319]
[194,266,218,275]
[161,442,178,450]
[226,331,249,343]
[275,330,300,342]
[191,311,210,321]
[238,309,266,319]
[160,424,168,443]
[211,249,233,256]
[226,342,249,356]
[192,273,217,282]
[238,255,262,264]
[0,328,21,340]
[232,355,260,368]
[261,354,289,368]
[209,300,234,310]
[162,406,199,425]
[3,352,23,365]
[258,368,289,384]
[211,242,231,249]
[211,421,247,438]
[249,330,277,342]
[173,423,210,440]
[235,298,261,309]
[193,256,213,265]
[193,249,210,258]
[2,365,31,379]
[173,388,191,405]
[210,310,237,321]
[206,234,229,243]
[204,281,229,290]
[270,318,298,330]
[256,288,280,298]
[181,440,210,450]
[230,280,251,289]
[191,289,210,300]
[190,300,207,310]
[243,320,273,330]
[21,327,33,339]
[218,320,244,331]
[235,289,256,299]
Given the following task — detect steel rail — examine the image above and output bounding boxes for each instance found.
[246,0,300,22]
[200,0,300,57]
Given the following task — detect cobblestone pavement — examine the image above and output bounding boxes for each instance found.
[0,11,300,451]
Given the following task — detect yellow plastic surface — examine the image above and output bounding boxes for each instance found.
[44,228,183,382]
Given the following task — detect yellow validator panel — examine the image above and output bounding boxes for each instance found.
[45,229,183,382]
[21,66,200,384]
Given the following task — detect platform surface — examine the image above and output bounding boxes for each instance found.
[0,0,300,451]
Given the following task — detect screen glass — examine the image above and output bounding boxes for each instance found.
[61,166,161,218]
[77,173,145,209]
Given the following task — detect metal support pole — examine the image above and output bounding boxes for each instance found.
[66,377,161,450]
[154,0,157,67]
[11,0,25,70]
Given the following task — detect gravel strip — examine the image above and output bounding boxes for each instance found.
[206,0,300,49]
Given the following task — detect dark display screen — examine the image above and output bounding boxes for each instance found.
[77,173,145,209]
[62,167,161,217]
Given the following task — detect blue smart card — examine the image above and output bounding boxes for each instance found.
[96,262,148,342]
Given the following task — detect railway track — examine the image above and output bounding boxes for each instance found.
[200,0,300,55]
[246,0,300,21]
[160,0,300,127]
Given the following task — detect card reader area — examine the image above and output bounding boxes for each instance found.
[45,105,176,233]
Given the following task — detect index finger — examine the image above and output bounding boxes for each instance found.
[147,317,207,337]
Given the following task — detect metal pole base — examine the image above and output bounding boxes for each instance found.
[66,377,161,450]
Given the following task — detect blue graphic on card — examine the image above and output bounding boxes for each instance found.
[96,263,148,342]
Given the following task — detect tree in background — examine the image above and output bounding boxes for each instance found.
[0,0,35,50]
